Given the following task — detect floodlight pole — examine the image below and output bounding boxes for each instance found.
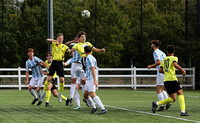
[1,0,4,67]
[94,0,97,57]
[140,0,143,67]
[47,0,53,52]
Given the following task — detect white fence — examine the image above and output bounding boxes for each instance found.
[0,67,195,90]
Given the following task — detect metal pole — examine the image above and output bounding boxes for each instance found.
[140,0,143,67]
[94,0,97,57]
[1,0,4,67]
[47,0,53,52]
[197,0,200,38]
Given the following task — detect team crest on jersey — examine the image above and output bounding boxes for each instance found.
[62,45,64,48]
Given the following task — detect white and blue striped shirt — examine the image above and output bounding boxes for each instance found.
[72,51,82,63]
[153,49,166,75]
[26,56,43,78]
[85,55,98,81]
[66,58,73,66]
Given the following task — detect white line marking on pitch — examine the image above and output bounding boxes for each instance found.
[105,105,200,123]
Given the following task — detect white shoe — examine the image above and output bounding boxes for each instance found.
[58,93,62,103]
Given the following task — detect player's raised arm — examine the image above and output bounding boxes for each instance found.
[173,62,186,76]
[46,38,57,42]
[40,61,49,69]
[147,59,161,69]
[92,47,106,52]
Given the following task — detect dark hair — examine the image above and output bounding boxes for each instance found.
[84,46,92,53]
[77,31,86,38]
[27,48,34,53]
[57,33,64,38]
[151,40,161,47]
[166,45,175,54]
[46,52,52,57]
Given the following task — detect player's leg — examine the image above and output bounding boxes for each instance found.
[156,85,165,110]
[45,83,53,107]
[74,87,81,110]
[177,89,189,116]
[84,89,97,113]
[42,79,50,101]
[36,77,44,106]
[28,78,38,105]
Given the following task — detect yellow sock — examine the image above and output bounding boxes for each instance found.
[178,95,185,112]
[43,80,49,91]
[61,95,67,100]
[59,82,64,93]
[46,90,51,102]
[158,97,173,105]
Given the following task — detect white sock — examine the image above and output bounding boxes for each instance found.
[70,83,76,99]
[93,96,105,110]
[158,93,164,106]
[37,91,42,101]
[42,91,46,101]
[86,97,96,108]
[74,90,80,107]
[162,90,168,99]
[81,85,85,94]
[29,89,37,99]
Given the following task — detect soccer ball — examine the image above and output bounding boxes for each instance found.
[81,10,90,18]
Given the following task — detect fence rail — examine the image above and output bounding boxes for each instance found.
[0,67,195,90]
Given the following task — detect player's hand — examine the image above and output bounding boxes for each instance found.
[73,36,79,43]
[56,40,59,46]
[25,81,29,86]
[94,81,98,87]
[101,48,106,52]
[182,70,186,76]
[147,65,152,69]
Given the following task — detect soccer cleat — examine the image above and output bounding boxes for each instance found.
[157,105,165,111]
[74,107,81,110]
[58,93,62,103]
[69,98,73,106]
[152,101,158,113]
[45,102,52,107]
[166,103,172,110]
[37,101,43,106]
[31,98,39,105]
[90,108,98,114]
[180,112,190,116]
[65,98,70,106]
[98,109,108,115]
[83,98,90,107]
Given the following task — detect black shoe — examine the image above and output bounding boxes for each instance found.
[166,103,172,110]
[69,98,73,106]
[152,101,158,113]
[66,98,70,106]
[98,109,108,114]
[157,105,165,111]
[45,102,52,107]
[180,112,190,116]
[37,101,43,106]
[83,98,90,107]
[31,98,39,105]
[90,108,98,114]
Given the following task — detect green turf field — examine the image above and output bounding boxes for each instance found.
[0,89,199,123]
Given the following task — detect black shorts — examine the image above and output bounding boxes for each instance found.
[51,78,57,91]
[81,57,86,72]
[48,60,64,77]
[164,81,182,94]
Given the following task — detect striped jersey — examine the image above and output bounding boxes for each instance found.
[66,58,73,66]
[72,51,82,63]
[26,56,43,78]
[85,55,98,81]
[153,49,166,75]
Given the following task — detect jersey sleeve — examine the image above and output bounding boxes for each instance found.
[87,57,95,68]
[72,43,78,50]
[153,51,160,61]
[34,56,42,63]
[25,62,29,72]
[87,42,93,47]
[173,57,178,63]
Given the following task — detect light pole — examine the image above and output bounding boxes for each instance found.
[47,0,53,52]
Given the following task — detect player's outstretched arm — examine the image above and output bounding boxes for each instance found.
[40,70,48,75]
[65,37,79,46]
[25,71,29,86]
[46,39,57,42]
[91,67,98,87]
[92,47,106,52]
[40,61,49,69]
[147,59,161,69]
[159,67,164,74]
[173,62,186,76]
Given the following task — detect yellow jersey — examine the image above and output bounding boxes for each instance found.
[45,60,57,78]
[72,42,93,57]
[160,56,178,82]
[51,42,69,61]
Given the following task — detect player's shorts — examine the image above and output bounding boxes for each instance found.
[81,57,86,72]
[156,74,164,86]
[51,78,57,91]
[164,80,182,94]
[29,77,43,87]
[71,63,86,80]
[76,77,81,85]
[85,80,96,93]
[48,60,64,77]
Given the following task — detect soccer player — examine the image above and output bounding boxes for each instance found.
[83,46,108,114]
[147,40,170,111]
[41,53,69,107]
[25,48,49,105]
[152,45,189,116]
[46,33,71,103]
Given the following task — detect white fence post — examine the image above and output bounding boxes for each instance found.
[131,65,133,90]
[134,67,137,90]
[193,67,195,90]
[18,67,21,91]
